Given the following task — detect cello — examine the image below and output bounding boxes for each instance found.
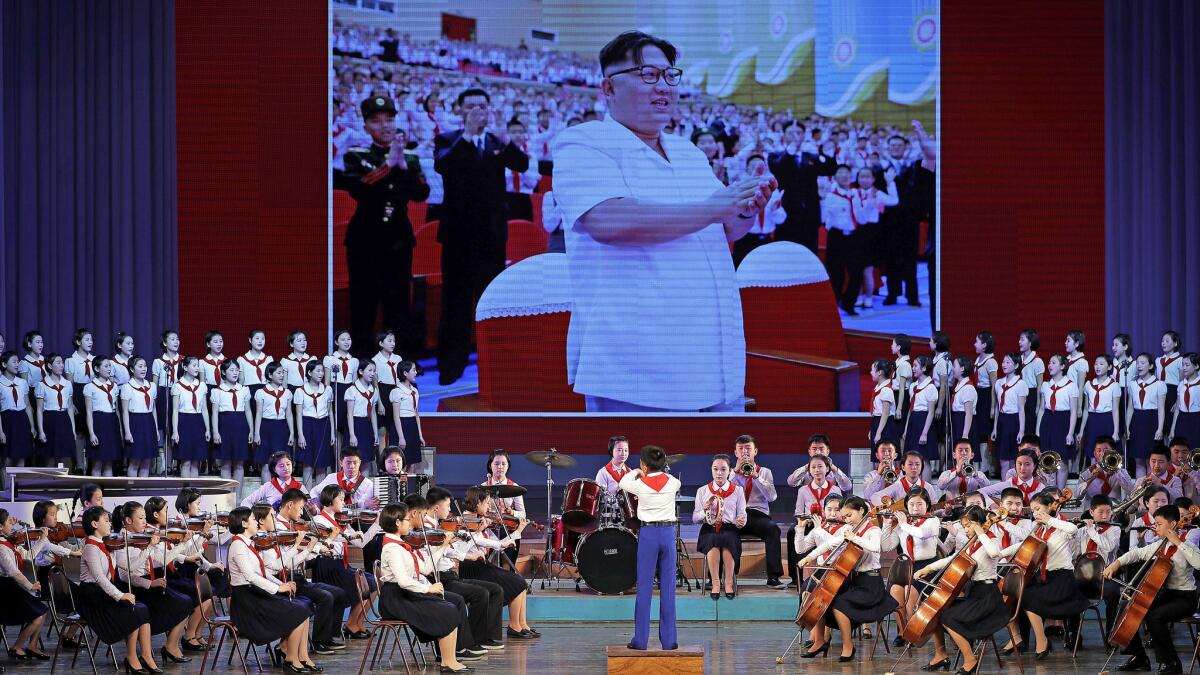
[1007,488,1073,586]
[901,508,1008,645]
[795,505,881,629]
[1107,505,1200,649]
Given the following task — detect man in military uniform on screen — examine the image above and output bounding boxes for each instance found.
[342,95,430,358]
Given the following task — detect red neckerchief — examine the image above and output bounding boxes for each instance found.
[203,354,226,384]
[486,476,518,513]
[910,379,933,410]
[159,354,181,385]
[352,383,373,411]
[262,386,286,415]
[93,380,115,406]
[1085,524,1112,553]
[84,537,114,579]
[272,476,302,495]
[377,354,400,383]
[234,535,266,577]
[76,352,94,379]
[1137,377,1158,407]
[640,472,670,492]
[219,385,240,410]
[1093,465,1113,496]
[740,464,758,499]
[1160,543,1179,559]
[1090,378,1115,410]
[604,462,630,484]
[1047,379,1071,410]
[1158,354,1181,381]
[828,187,858,227]
[0,537,24,568]
[953,380,970,409]
[24,354,46,377]
[242,352,268,381]
[1012,477,1040,504]
[973,355,996,386]
[44,378,66,408]
[285,354,313,381]
[999,376,1021,411]
[384,536,423,580]
[334,353,352,380]
[4,377,19,406]
[1182,377,1200,409]
[709,480,736,499]
[337,471,362,505]
[968,529,996,555]
[129,381,152,409]
[900,476,924,494]
[872,382,889,411]
[807,481,833,513]
[901,516,930,559]
[854,518,877,537]
[316,512,349,569]
[178,380,200,409]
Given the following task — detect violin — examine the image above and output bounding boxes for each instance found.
[181,517,216,539]
[403,529,454,547]
[9,527,43,547]
[902,508,1008,645]
[37,522,73,544]
[488,513,544,533]
[1007,488,1074,586]
[796,505,883,629]
[71,523,88,540]
[438,516,485,533]
[251,531,301,551]
[150,528,190,545]
[104,532,154,551]
[344,508,378,527]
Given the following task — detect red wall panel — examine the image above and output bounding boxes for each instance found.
[939,1,1105,358]
[175,2,329,356]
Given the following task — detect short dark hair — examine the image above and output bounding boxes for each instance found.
[1149,444,1170,460]
[1167,436,1191,450]
[1019,434,1041,448]
[404,494,429,511]
[999,487,1025,502]
[1154,504,1181,524]
[599,31,678,73]
[1020,328,1040,350]
[280,488,308,507]
[893,334,912,355]
[640,445,667,472]
[319,484,344,507]
[808,434,831,447]
[735,434,756,446]
[712,453,733,468]
[227,506,253,535]
[456,88,490,106]
[842,496,869,514]
[82,506,108,536]
[962,504,988,525]
[380,503,408,534]
[931,331,950,353]
[32,500,56,528]
[1089,494,1113,509]
[425,486,453,506]
[176,487,202,513]
[608,435,629,455]
[1093,435,1117,451]
[1143,485,1169,505]
[976,331,995,353]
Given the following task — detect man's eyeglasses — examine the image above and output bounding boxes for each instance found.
[605,65,683,86]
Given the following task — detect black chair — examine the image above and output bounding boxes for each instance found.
[47,568,102,675]
[1071,553,1109,656]
[194,570,253,675]
[358,561,421,675]
[874,556,913,657]
[957,569,1026,675]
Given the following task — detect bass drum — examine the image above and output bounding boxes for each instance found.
[576,527,638,595]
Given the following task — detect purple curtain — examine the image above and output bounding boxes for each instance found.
[0,0,177,358]
[1105,0,1200,353]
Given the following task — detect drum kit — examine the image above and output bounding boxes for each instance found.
[530,449,697,595]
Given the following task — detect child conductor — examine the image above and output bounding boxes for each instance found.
[618,445,682,651]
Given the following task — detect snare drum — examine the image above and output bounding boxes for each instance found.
[562,478,603,532]
[619,491,640,533]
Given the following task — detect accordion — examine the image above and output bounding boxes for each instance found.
[373,473,410,506]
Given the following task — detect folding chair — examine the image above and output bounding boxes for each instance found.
[47,569,102,675]
[357,561,420,675]
[194,570,254,675]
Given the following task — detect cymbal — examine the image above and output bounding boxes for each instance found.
[474,483,528,499]
[526,450,577,468]
[665,453,686,465]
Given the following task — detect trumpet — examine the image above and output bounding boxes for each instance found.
[1037,451,1063,477]
[960,463,976,479]
[881,462,898,484]
[738,459,756,477]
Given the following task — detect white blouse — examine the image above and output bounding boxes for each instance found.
[1040,378,1078,412]
[995,376,1028,414]
[82,380,119,414]
[882,516,941,561]
[111,355,133,386]
[373,353,403,386]
[237,352,274,387]
[280,354,317,389]
[908,377,938,412]
[296,384,333,418]
[924,530,1001,581]
[693,482,747,525]
[594,462,632,495]
[35,377,73,412]
[324,354,359,385]
[998,516,1077,571]
[951,381,978,414]
[389,383,419,417]
[0,375,31,412]
[1157,353,1184,386]
[1085,377,1120,413]
[19,354,48,385]
[228,534,280,592]
[344,383,378,418]
[256,386,293,420]
[1129,377,1167,410]
[80,537,125,600]
[379,537,431,593]
[1020,353,1045,391]
[120,380,157,414]
[870,383,895,417]
[0,540,35,592]
[152,355,182,388]
[1177,377,1200,413]
[210,385,250,413]
[1074,523,1120,564]
[172,380,208,414]
[200,355,227,387]
[114,542,155,589]
[807,520,884,571]
[973,354,998,389]
[64,352,96,385]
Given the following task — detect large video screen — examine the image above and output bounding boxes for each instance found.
[330,0,938,414]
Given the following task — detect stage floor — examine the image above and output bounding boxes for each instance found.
[35,618,1196,674]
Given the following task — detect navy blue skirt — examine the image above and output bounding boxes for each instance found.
[175,412,208,461]
[1174,411,1200,447]
[230,585,309,646]
[41,409,75,458]
[696,523,742,557]
[905,410,937,460]
[1128,409,1160,460]
[299,416,334,468]
[215,410,251,461]
[830,572,898,625]
[871,415,898,444]
[255,417,290,464]
[155,387,171,439]
[332,382,351,435]
[941,580,1008,639]
[133,581,192,634]
[976,386,994,428]
[76,581,151,645]
[344,416,377,465]
[0,576,48,626]
[126,411,159,459]
[1023,396,1039,436]
[950,410,978,450]
[397,415,423,467]
[377,383,398,448]
[89,410,123,461]
[1082,413,1115,456]
[73,387,89,437]
[995,412,1021,461]
[379,584,461,641]
[1040,409,1073,454]
[0,409,35,459]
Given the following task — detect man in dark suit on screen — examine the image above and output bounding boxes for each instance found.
[433,87,529,385]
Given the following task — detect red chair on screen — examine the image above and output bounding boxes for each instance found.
[438,253,584,412]
[506,219,549,265]
[737,242,861,412]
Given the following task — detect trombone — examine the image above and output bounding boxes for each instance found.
[1037,451,1063,480]
[1179,449,1200,480]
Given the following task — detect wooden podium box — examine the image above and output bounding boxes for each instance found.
[606,645,703,674]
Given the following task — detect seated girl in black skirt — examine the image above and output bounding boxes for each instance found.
[145,496,214,661]
[914,504,1009,673]
[112,501,194,664]
[169,487,227,651]
[881,487,941,628]
[459,486,537,639]
[30,499,81,653]
[311,483,377,639]
[377,502,472,674]
[76,506,155,673]
[997,490,1088,658]
[796,495,898,661]
[692,454,747,600]
[0,509,50,660]
[226,506,315,673]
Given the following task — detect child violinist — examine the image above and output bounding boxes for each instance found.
[694,454,747,600]
[112,501,193,663]
[310,484,375,639]
[458,486,535,640]
[0,508,49,660]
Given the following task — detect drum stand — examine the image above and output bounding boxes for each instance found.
[673,483,696,592]
[528,450,562,593]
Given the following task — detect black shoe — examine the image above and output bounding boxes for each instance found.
[704,580,713,591]
[24,649,50,662]
[160,647,192,664]
[1000,641,1024,656]
[479,640,504,650]
[274,649,288,666]
[838,647,856,663]
[883,296,899,306]
[840,305,860,316]
[787,580,799,589]
[507,628,535,640]
[1157,661,1183,675]
[324,640,346,650]
[1117,655,1152,671]
[181,639,207,652]
[310,643,337,655]
[954,665,979,675]
[894,636,907,648]
[7,650,34,661]
[803,640,814,649]
[123,661,149,675]
[907,299,922,307]
[711,592,720,601]
[626,643,646,651]
[455,649,483,662]
[1035,643,1053,660]
[922,658,951,671]
[284,663,307,674]
[766,577,787,589]
[525,627,541,637]
[303,663,324,673]
[342,628,370,640]
[800,644,829,658]
[439,666,473,674]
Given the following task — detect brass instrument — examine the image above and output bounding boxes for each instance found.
[1180,449,1200,480]
[961,463,976,479]
[738,459,756,477]
[1101,450,1124,473]
[1111,482,1152,520]
[881,462,898,484]
[1037,451,1063,477]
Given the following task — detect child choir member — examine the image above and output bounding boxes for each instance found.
[1169,353,1200,444]
[323,330,356,455]
[990,353,1028,477]
[344,361,382,466]
[1081,354,1121,457]
[796,495,898,661]
[904,356,938,464]
[694,454,748,600]
[973,332,998,469]
[76,506,155,673]
[0,351,36,465]
[376,502,473,673]
[65,328,95,448]
[1018,329,1045,436]
[280,331,317,392]
[198,331,226,391]
[297,361,337,482]
[236,329,273,401]
[120,356,158,477]
[19,331,47,387]
[225,506,316,673]
[35,353,76,464]
[948,356,978,451]
[1128,352,1167,476]
[372,331,403,450]
[253,362,293,480]
[210,360,252,484]
[111,333,136,386]
[1158,331,1183,432]
[594,435,632,495]
[892,334,914,431]
[389,360,424,469]
[152,330,182,452]
[172,356,209,478]
[1036,354,1077,487]
[869,360,898,445]
[83,355,121,476]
